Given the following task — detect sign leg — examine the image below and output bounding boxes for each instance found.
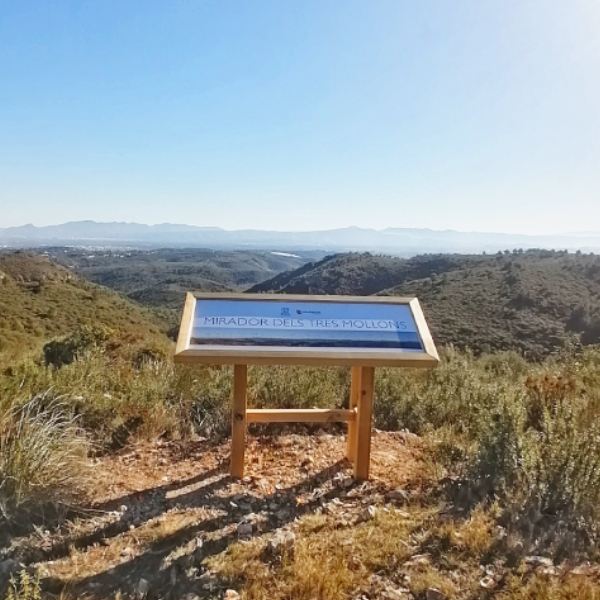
[354,366,374,481]
[231,364,247,478]
[347,366,361,462]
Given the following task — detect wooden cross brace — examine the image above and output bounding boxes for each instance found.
[230,364,375,481]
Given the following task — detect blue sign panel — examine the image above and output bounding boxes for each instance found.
[190,299,423,351]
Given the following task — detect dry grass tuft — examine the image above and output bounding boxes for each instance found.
[0,395,89,519]
[425,506,495,560]
[408,566,457,599]
[499,573,600,599]
[208,506,428,600]
[4,570,42,600]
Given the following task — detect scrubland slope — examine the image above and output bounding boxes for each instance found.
[0,252,170,362]
[253,250,600,358]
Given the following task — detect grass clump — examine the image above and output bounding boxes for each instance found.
[0,395,89,520]
[4,570,42,600]
[498,574,600,599]
[208,507,423,600]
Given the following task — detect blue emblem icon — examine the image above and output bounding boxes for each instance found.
[281,307,291,317]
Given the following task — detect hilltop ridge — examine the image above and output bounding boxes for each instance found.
[0,252,169,361]
[251,250,600,357]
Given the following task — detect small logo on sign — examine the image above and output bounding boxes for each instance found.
[281,307,291,317]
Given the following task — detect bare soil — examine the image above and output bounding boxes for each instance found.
[3,431,425,599]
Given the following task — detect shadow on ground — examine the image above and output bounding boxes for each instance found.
[5,433,414,599]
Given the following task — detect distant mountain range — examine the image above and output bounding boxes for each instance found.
[2,221,600,254]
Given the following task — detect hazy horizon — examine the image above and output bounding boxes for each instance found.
[2,219,600,238]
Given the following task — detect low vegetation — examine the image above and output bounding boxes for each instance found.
[252,249,600,358]
[3,340,600,552]
[2,250,600,598]
[0,252,171,363]
[0,396,89,519]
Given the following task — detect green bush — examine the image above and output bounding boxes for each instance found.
[42,325,111,368]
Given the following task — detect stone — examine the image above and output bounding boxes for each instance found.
[224,590,240,599]
[276,509,290,521]
[426,589,447,600]
[384,587,411,599]
[359,505,377,521]
[385,489,410,503]
[269,530,296,555]
[136,578,150,599]
[405,554,430,567]
[480,575,496,589]
[237,522,253,536]
[524,556,553,568]
[571,563,600,576]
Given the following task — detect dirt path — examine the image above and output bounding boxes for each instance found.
[8,431,425,599]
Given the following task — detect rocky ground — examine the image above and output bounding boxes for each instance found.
[2,431,600,600]
[1,431,426,599]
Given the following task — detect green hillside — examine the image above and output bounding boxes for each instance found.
[0,252,170,362]
[251,250,600,358]
[249,252,487,295]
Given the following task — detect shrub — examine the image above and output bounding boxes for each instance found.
[42,325,112,368]
[0,395,89,519]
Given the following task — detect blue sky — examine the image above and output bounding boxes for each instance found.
[1,1,599,233]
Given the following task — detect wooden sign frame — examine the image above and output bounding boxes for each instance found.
[175,292,439,367]
[174,292,439,480]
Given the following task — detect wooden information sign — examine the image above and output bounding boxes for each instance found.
[175,293,438,480]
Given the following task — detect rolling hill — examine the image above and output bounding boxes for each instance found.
[0,252,170,362]
[45,247,322,310]
[251,250,600,358]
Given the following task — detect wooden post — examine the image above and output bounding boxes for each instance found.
[231,364,247,478]
[347,366,361,462]
[354,366,374,480]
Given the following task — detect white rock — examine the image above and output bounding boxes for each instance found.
[224,591,240,600]
[269,530,296,555]
[136,578,150,599]
[524,555,553,568]
[384,587,411,599]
